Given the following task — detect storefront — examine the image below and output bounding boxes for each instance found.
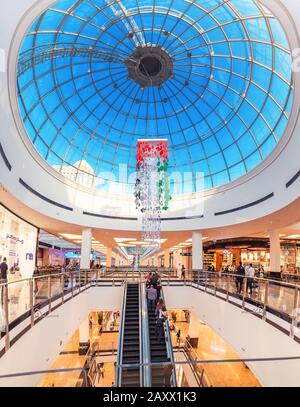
[0,204,38,278]
[203,238,300,274]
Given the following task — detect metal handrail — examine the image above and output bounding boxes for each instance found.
[190,270,300,290]
[3,354,300,386]
[115,281,127,387]
[140,281,151,387]
[182,337,210,387]
[161,288,177,387]
[0,367,89,386]
[1,268,300,358]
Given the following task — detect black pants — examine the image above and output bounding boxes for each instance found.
[0,278,7,306]
[247,278,254,294]
[236,277,244,294]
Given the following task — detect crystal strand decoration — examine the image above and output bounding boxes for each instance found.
[135,140,171,247]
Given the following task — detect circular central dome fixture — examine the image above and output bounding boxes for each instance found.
[16,0,294,193]
[139,57,162,77]
[128,46,173,87]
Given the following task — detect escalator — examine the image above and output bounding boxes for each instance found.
[117,281,175,387]
[120,283,141,387]
[147,294,175,387]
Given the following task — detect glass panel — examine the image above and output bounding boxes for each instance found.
[16,0,293,193]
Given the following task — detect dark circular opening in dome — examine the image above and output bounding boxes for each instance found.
[139,56,162,77]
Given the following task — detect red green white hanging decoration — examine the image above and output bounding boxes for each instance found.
[135,139,172,246]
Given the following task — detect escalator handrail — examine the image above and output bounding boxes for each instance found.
[140,281,152,387]
[116,281,128,387]
[161,288,178,387]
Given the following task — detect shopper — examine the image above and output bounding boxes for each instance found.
[155,306,168,342]
[156,279,162,300]
[0,257,8,281]
[258,264,264,278]
[155,298,164,317]
[159,305,168,322]
[176,329,181,346]
[146,284,157,310]
[145,271,152,287]
[180,265,186,280]
[151,269,160,288]
[236,262,245,294]
[0,257,8,305]
[99,363,105,378]
[246,263,255,295]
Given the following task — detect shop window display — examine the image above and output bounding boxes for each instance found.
[0,204,38,278]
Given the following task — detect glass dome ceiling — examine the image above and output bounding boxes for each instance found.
[17,0,293,194]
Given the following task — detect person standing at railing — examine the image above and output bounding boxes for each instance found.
[236,262,245,294]
[146,284,157,310]
[258,264,264,278]
[180,265,186,280]
[0,257,8,305]
[246,263,255,295]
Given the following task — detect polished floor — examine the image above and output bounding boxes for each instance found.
[1,273,299,331]
[169,310,261,387]
[38,311,118,387]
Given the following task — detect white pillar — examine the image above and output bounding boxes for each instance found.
[187,312,200,338]
[192,231,203,270]
[270,230,281,272]
[80,228,92,270]
[106,248,112,268]
[164,249,170,268]
[78,316,90,354]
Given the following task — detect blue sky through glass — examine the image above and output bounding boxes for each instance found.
[17,0,293,193]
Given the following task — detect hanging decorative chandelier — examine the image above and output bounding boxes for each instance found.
[135,139,171,247]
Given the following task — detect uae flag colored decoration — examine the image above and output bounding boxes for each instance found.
[134,139,171,246]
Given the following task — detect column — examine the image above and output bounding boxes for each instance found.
[80,228,92,270]
[78,316,90,355]
[269,230,281,273]
[164,249,170,268]
[106,248,112,268]
[187,312,200,348]
[192,231,203,270]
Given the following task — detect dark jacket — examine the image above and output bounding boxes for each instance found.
[236,265,245,276]
[0,262,8,280]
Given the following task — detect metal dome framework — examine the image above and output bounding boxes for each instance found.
[17,0,294,194]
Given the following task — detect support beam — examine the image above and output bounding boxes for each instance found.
[269,230,281,272]
[80,228,92,270]
[106,248,112,268]
[164,249,170,268]
[192,231,203,270]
